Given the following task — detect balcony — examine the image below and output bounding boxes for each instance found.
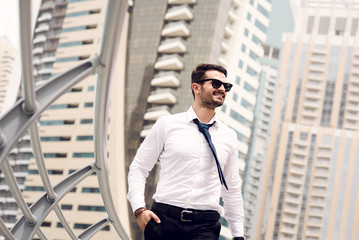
[154,54,184,70]
[221,40,230,54]
[35,24,50,33]
[32,47,44,55]
[168,0,196,4]
[224,25,234,38]
[158,38,187,53]
[144,106,171,121]
[38,13,52,22]
[33,58,41,65]
[165,5,193,21]
[33,35,47,44]
[41,56,56,63]
[39,1,55,11]
[161,21,190,37]
[228,9,238,23]
[38,68,52,75]
[147,88,177,104]
[151,71,180,87]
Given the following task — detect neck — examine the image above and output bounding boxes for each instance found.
[192,103,215,124]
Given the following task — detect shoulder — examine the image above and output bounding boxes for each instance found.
[157,111,187,123]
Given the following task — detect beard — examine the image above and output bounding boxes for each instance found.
[200,89,225,110]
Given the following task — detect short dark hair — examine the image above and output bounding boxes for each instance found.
[191,63,227,97]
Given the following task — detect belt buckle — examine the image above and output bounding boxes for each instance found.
[180,210,193,222]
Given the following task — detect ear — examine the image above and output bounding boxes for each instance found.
[192,83,201,95]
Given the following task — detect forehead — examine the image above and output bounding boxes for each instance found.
[203,70,226,81]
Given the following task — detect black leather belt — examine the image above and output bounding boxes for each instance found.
[152,202,220,223]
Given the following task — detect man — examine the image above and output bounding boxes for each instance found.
[127,63,245,240]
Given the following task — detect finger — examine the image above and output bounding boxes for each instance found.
[149,212,161,223]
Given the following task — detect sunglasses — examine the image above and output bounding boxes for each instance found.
[196,78,233,92]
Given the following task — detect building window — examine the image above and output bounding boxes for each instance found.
[246,66,257,76]
[41,136,71,141]
[335,17,346,35]
[236,76,241,85]
[78,205,106,212]
[257,4,269,17]
[84,102,93,108]
[255,19,267,33]
[252,34,260,45]
[44,153,67,158]
[28,169,39,175]
[244,28,249,37]
[318,17,330,35]
[61,204,73,210]
[88,86,95,91]
[76,135,93,141]
[41,221,51,227]
[233,92,238,102]
[247,13,252,21]
[244,82,254,92]
[80,119,93,124]
[230,110,246,124]
[82,187,100,193]
[39,120,75,125]
[241,98,251,109]
[57,222,63,228]
[24,186,45,191]
[72,152,94,158]
[249,50,258,60]
[61,25,97,33]
[48,104,78,109]
[241,44,247,53]
[74,223,91,229]
[238,60,243,69]
[48,170,63,175]
[65,9,100,18]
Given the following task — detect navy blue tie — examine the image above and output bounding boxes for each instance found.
[193,119,228,190]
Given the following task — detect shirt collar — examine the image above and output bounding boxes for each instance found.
[187,106,217,125]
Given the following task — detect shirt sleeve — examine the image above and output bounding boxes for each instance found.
[126,117,166,212]
[221,131,245,237]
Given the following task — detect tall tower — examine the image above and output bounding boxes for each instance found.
[242,0,295,237]
[255,0,359,239]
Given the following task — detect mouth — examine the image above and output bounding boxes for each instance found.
[213,91,225,100]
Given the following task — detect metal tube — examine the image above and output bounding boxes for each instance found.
[18,0,36,113]
[53,204,78,240]
[0,217,16,240]
[35,228,47,240]
[1,160,36,224]
[94,0,131,239]
[28,123,57,201]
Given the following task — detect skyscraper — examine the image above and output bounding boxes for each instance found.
[254,0,359,239]
[242,0,295,237]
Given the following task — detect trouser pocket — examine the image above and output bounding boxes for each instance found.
[144,218,162,240]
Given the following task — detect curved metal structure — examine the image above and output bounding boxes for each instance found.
[0,0,131,239]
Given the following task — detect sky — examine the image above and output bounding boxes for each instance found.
[0,0,41,47]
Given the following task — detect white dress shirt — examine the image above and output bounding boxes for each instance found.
[127,106,244,237]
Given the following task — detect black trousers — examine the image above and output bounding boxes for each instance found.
[144,202,221,240]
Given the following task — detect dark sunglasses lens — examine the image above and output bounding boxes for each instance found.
[224,83,232,92]
[211,79,232,92]
[211,79,222,89]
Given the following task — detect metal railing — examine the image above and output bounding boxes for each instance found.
[0,0,131,239]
